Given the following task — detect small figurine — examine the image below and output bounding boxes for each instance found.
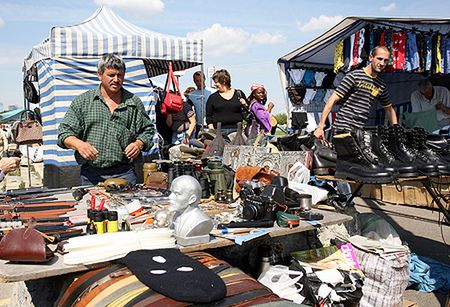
[154,209,173,228]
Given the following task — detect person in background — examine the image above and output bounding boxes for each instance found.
[247,83,275,134]
[166,87,196,145]
[188,71,214,137]
[410,79,450,129]
[314,45,397,139]
[57,54,154,185]
[0,124,9,157]
[206,69,247,137]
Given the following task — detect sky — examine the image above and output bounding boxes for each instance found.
[0,0,449,114]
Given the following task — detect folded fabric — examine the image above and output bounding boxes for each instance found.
[118,249,226,303]
[402,109,439,133]
[408,253,450,292]
[63,228,175,265]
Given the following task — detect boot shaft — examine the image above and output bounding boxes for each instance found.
[333,133,375,167]
[386,124,416,163]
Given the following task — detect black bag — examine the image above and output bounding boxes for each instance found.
[23,78,39,104]
[237,90,253,123]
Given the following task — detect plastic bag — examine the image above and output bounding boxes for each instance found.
[287,161,310,184]
[258,265,305,304]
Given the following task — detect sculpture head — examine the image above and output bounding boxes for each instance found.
[168,175,202,212]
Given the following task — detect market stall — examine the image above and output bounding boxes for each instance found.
[22,6,204,188]
[278,17,450,130]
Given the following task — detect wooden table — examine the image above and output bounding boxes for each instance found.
[0,209,351,282]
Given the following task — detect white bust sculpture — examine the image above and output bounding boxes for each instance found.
[169,175,214,238]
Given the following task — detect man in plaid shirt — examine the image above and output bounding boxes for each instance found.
[57,54,154,185]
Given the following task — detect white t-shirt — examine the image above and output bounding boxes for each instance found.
[411,86,450,123]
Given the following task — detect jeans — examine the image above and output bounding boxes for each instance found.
[80,163,137,186]
[221,128,237,139]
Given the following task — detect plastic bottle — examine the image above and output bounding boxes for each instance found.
[107,211,119,233]
[93,211,106,234]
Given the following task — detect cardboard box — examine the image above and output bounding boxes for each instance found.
[351,179,449,209]
[382,184,404,204]
[350,183,382,200]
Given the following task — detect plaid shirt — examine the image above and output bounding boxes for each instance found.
[57,87,154,169]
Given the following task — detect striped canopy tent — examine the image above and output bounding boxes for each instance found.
[23,6,203,188]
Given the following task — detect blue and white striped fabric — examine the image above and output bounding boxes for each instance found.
[24,6,203,74]
[37,57,158,167]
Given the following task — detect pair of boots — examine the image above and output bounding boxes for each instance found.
[333,125,449,183]
[386,125,450,176]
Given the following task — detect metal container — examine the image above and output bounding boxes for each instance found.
[298,194,312,211]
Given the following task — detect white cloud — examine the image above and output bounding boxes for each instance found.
[186,24,286,57]
[296,15,342,33]
[0,48,24,66]
[380,2,397,12]
[94,0,164,15]
[0,17,4,29]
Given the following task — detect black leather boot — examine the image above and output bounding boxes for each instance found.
[386,125,438,176]
[276,133,312,151]
[311,139,336,175]
[426,135,450,163]
[333,133,394,183]
[413,128,450,176]
[372,126,419,178]
[403,128,440,176]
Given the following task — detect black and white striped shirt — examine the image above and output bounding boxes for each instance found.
[333,69,391,132]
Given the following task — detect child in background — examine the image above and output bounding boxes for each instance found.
[247,83,275,134]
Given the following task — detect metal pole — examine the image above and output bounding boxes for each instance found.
[200,63,205,132]
[26,145,32,187]
[421,180,450,224]
[22,73,33,188]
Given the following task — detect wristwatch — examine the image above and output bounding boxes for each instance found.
[0,170,5,182]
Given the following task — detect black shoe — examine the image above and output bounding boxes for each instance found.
[372,126,419,178]
[333,133,393,184]
[311,139,336,175]
[413,128,449,176]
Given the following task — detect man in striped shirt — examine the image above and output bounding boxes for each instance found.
[314,46,398,139]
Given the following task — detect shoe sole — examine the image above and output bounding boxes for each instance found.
[335,171,393,184]
[396,172,421,178]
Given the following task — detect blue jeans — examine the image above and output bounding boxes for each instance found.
[221,128,237,139]
[80,163,137,186]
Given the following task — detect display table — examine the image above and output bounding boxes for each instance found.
[0,208,351,283]
[316,175,450,223]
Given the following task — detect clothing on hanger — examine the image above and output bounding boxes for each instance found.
[288,69,306,86]
[334,40,345,73]
[405,32,420,71]
[314,71,327,87]
[301,69,316,87]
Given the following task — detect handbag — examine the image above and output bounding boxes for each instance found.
[0,222,55,263]
[161,62,183,115]
[237,90,253,123]
[11,110,43,145]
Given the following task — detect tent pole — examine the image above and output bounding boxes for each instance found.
[277,63,290,125]
[200,63,205,132]
[22,73,33,188]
